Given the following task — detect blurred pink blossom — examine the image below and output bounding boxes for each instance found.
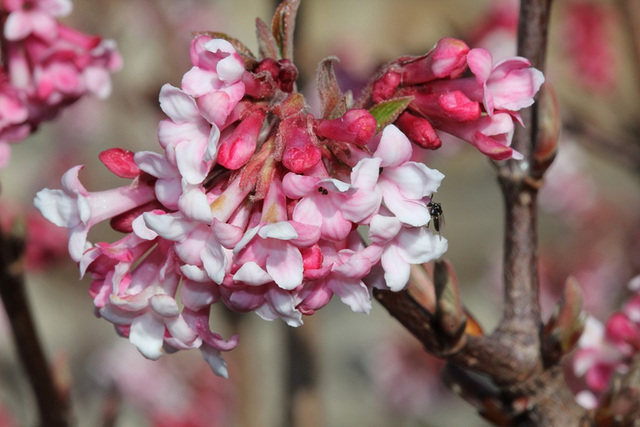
[572,277,640,404]
[368,331,447,417]
[93,342,233,427]
[562,0,618,93]
[0,0,121,167]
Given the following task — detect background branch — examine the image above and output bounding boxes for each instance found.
[0,226,70,427]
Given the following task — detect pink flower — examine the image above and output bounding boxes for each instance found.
[283,171,378,242]
[182,36,246,127]
[562,1,617,92]
[34,166,155,261]
[572,279,640,402]
[437,112,521,160]
[3,0,72,41]
[466,48,545,115]
[351,125,444,227]
[0,0,121,167]
[368,213,447,291]
[372,38,544,160]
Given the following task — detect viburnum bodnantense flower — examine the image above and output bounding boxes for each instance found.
[369,36,544,160]
[34,0,543,376]
[0,0,122,167]
[572,276,640,407]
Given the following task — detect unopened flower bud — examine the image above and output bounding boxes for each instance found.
[409,89,481,122]
[280,117,322,173]
[99,148,140,178]
[401,37,470,85]
[606,313,640,349]
[301,244,324,272]
[372,70,401,103]
[297,280,333,315]
[396,111,441,149]
[316,109,377,145]
[217,108,266,170]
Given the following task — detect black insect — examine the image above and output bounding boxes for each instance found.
[427,199,444,237]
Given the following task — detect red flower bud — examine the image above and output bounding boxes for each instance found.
[409,89,481,122]
[99,148,140,178]
[372,70,401,103]
[217,109,266,170]
[316,109,377,145]
[396,111,441,149]
[400,37,470,85]
[279,117,322,173]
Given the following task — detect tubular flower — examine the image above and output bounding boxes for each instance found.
[371,37,544,160]
[0,0,121,167]
[35,2,545,375]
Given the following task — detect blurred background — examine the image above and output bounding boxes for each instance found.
[1,0,640,425]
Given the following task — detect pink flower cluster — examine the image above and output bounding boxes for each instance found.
[371,37,544,160]
[562,0,617,93]
[0,0,122,167]
[35,35,449,375]
[572,277,640,407]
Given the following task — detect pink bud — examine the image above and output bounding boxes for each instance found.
[99,148,140,178]
[585,363,614,392]
[409,89,481,122]
[605,313,640,349]
[280,117,322,173]
[372,70,401,103]
[316,109,377,145]
[217,109,266,170]
[297,281,333,315]
[401,37,470,85]
[396,111,441,149]
[301,245,324,271]
[110,200,163,233]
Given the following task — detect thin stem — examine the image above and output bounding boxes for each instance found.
[0,227,70,427]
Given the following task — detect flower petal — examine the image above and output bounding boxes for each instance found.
[130,312,165,360]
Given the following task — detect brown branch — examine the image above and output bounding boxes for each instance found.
[0,226,71,427]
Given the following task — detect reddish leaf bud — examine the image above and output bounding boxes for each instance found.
[217,109,266,170]
[316,109,377,145]
[255,57,281,79]
[372,70,401,103]
[400,37,470,85]
[99,148,140,178]
[277,58,298,92]
[396,111,442,149]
